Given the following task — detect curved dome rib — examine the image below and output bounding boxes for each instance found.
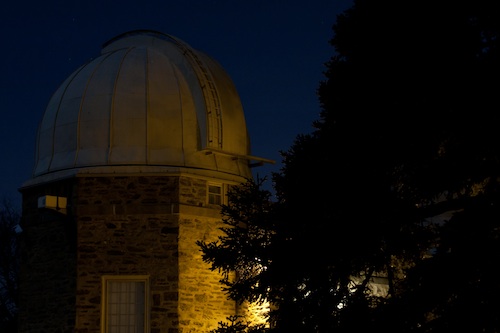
[169,38,223,149]
[74,50,121,168]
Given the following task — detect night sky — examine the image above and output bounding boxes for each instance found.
[0,0,353,209]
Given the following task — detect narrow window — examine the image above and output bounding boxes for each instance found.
[208,182,223,205]
[101,275,149,333]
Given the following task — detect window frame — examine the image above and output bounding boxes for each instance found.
[207,182,225,205]
[100,275,150,333]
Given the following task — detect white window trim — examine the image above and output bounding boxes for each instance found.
[101,275,150,333]
[207,182,226,205]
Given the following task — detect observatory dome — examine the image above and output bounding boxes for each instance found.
[31,30,257,183]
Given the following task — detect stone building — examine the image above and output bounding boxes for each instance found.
[18,30,272,333]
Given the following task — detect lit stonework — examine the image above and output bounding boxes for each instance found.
[18,30,272,333]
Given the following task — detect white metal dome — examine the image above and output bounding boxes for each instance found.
[31,30,265,183]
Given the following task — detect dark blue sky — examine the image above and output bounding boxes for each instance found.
[0,0,352,209]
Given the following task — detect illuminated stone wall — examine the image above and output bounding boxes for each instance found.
[19,174,239,333]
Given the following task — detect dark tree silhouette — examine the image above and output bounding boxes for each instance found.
[199,0,500,332]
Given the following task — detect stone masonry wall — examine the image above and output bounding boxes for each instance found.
[19,174,243,333]
[177,177,237,332]
[74,175,238,333]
